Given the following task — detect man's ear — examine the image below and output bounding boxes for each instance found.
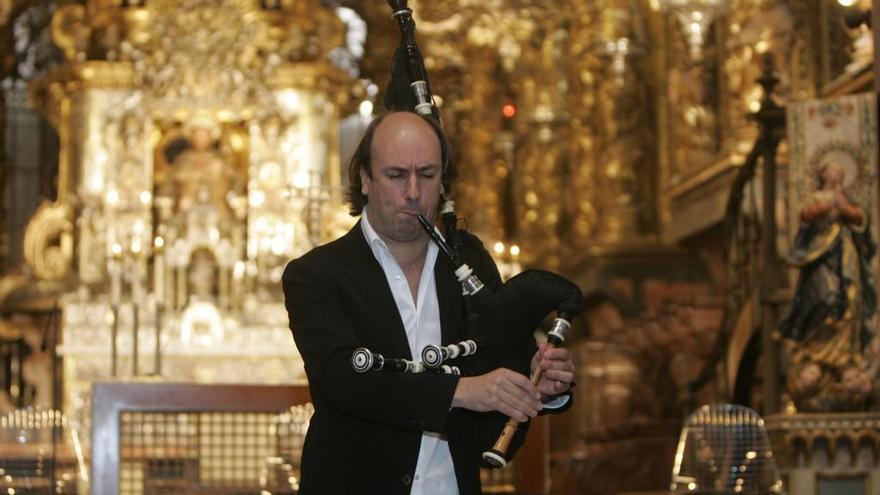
[360,168,369,196]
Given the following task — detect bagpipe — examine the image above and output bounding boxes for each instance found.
[352,211,583,466]
[349,0,584,468]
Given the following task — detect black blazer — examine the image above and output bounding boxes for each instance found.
[282,222,532,494]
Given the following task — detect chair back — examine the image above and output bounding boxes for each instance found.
[670,404,783,495]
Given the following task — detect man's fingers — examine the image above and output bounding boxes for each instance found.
[497,388,539,422]
[457,368,544,420]
[540,347,573,364]
[538,368,574,396]
[541,368,574,383]
[493,369,541,420]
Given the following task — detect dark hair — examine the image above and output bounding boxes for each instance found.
[346,112,456,216]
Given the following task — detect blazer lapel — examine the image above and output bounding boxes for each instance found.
[340,222,414,360]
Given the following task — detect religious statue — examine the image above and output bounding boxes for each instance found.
[188,248,218,301]
[20,321,52,409]
[779,161,879,412]
[164,116,241,221]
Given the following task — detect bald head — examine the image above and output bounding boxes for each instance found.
[346,111,454,216]
[370,112,442,178]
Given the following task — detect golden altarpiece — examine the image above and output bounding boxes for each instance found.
[22,0,352,443]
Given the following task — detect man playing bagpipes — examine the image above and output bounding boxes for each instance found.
[281,2,579,493]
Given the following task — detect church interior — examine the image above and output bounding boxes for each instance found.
[0,0,879,493]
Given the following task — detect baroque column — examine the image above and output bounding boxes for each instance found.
[453,45,506,244]
[508,14,571,270]
[580,0,658,246]
[563,1,601,256]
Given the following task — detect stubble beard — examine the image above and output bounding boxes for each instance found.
[389,214,423,243]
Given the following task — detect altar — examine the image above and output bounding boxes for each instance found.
[18,0,356,465]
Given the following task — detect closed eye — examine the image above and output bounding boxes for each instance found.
[384,170,405,179]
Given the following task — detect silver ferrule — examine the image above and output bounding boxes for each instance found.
[547,318,571,344]
[461,274,484,296]
[391,8,412,19]
[410,81,434,115]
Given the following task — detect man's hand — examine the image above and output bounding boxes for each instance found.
[451,368,542,423]
[531,342,575,398]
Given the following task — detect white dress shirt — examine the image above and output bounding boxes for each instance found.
[361,207,459,495]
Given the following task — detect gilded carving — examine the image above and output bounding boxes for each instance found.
[23,201,74,281]
[665,17,719,183]
[454,46,504,243]
[50,3,90,63]
[580,0,656,245]
[17,0,352,432]
[565,2,600,251]
[723,3,794,146]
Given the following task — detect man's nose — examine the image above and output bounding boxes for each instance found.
[405,175,421,200]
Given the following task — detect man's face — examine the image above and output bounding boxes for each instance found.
[362,113,443,244]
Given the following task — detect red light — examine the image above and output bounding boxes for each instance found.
[502,103,516,118]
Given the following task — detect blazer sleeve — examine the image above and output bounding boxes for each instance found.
[282,256,460,434]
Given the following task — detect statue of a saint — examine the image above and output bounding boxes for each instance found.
[166,117,240,219]
[780,161,878,411]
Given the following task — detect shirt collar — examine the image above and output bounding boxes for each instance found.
[360,205,389,260]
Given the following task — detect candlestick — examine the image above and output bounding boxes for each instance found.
[110,245,122,307]
[153,251,165,305]
[131,258,143,303]
[232,261,245,311]
[219,266,230,310]
[177,265,187,309]
[132,302,139,376]
[111,305,119,377]
[154,302,163,376]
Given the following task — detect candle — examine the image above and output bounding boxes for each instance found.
[177,265,187,309]
[219,266,230,310]
[132,302,139,376]
[153,250,165,305]
[109,245,122,306]
[154,301,163,376]
[131,259,143,303]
